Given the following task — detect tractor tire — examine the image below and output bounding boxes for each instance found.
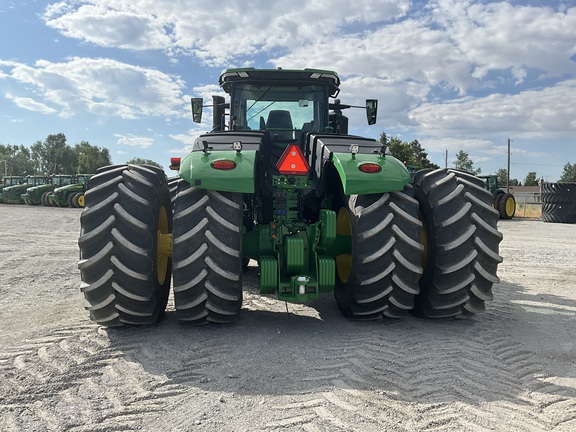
[70,193,79,208]
[412,169,503,318]
[498,192,516,219]
[78,164,172,326]
[333,187,424,319]
[541,182,576,203]
[541,202,576,224]
[41,192,51,206]
[167,175,180,206]
[493,192,504,211]
[66,193,76,207]
[76,193,85,208]
[172,181,243,324]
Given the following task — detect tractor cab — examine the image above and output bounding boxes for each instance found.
[191,68,377,142]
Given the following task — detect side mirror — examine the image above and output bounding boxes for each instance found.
[191,98,203,123]
[366,99,378,125]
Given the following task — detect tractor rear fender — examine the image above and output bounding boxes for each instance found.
[307,134,411,195]
[329,152,411,194]
[178,131,264,193]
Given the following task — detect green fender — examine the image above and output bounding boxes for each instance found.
[330,152,411,194]
[179,150,257,193]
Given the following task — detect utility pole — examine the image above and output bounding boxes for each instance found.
[445,150,448,169]
[0,160,6,178]
[506,138,511,193]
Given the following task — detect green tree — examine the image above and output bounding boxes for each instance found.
[379,132,439,169]
[126,158,162,168]
[454,150,481,175]
[75,141,112,173]
[407,139,439,169]
[0,144,35,175]
[524,171,538,186]
[496,168,508,186]
[30,133,78,174]
[495,168,519,187]
[559,162,576,182]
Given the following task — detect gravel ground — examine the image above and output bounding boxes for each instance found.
[0,205,575,431]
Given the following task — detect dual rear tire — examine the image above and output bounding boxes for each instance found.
[78,165,172,326]
[171,180,243,324]
[78,166,503,325]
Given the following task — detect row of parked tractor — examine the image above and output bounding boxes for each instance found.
[0,174,92,208]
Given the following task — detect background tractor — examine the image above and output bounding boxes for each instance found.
[2,175,49,204]
[479,174,516,219]
[22,174,74,206]
[49,174,92,207]
[0,176,26,203]
[79,68,503,326]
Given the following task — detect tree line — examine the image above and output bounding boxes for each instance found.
[1,133,111,176]
[0,133,162,177]
[379,133,576,184]
[2,132,575,183]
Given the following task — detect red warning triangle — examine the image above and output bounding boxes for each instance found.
[276,144,310,175]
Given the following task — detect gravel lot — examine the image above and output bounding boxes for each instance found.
[1,205,575,431]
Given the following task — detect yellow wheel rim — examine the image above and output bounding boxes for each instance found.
[156,205,172,285]
[506,197,515,217]
[335,207,352,283]
[420,214,429,269]
[77,194,85,207]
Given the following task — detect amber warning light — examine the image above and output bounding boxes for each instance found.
[277,144,310,175]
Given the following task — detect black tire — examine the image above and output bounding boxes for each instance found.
[70,193,79,208]
[333,187,423,319]
[493,192,504,212]
[76,193,85,208]
[41,192,51,206]
[78,164,172,326]
[541,182,576,203]
[412,169,503,318]
[498,192,516,219]
[167,175,180,206]
[66,193,76,208]
[172,181,243,324]
[542,202,576,224]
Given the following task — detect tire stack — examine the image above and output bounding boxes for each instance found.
[541,182,576,224]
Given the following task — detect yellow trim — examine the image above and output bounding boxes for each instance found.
[420,215,428,269]
[156,205,172,285]
[505,197,515,217]
[335,207,352,283]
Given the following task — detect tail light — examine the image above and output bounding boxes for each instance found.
[169,157,181,170]
[212,160,236,170]
[358,163,381,173]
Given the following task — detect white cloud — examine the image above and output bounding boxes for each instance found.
[44,3,171,50]
[3,57,186,119]
[5,93,57,114]
[41,1,576,92]
[430,0,576,81]
[115,133,154,149]
[409,79,576,140]
[43,0,411,65]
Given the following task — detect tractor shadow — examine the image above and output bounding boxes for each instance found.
[103,270,576,408]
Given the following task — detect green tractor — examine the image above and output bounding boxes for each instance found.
[3,175,48,204]
[49,174,92,208]
[78,68,503,326]
[479,175,516,219]
[22,174,74,206]
[0,176,26,203]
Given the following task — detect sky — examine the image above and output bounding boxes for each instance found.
[1,0,575,182]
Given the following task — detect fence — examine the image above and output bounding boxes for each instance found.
[514,192,542,218]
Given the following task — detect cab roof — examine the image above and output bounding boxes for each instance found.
[219,68,341,97]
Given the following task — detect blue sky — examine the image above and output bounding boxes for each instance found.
[1,0,575,182]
